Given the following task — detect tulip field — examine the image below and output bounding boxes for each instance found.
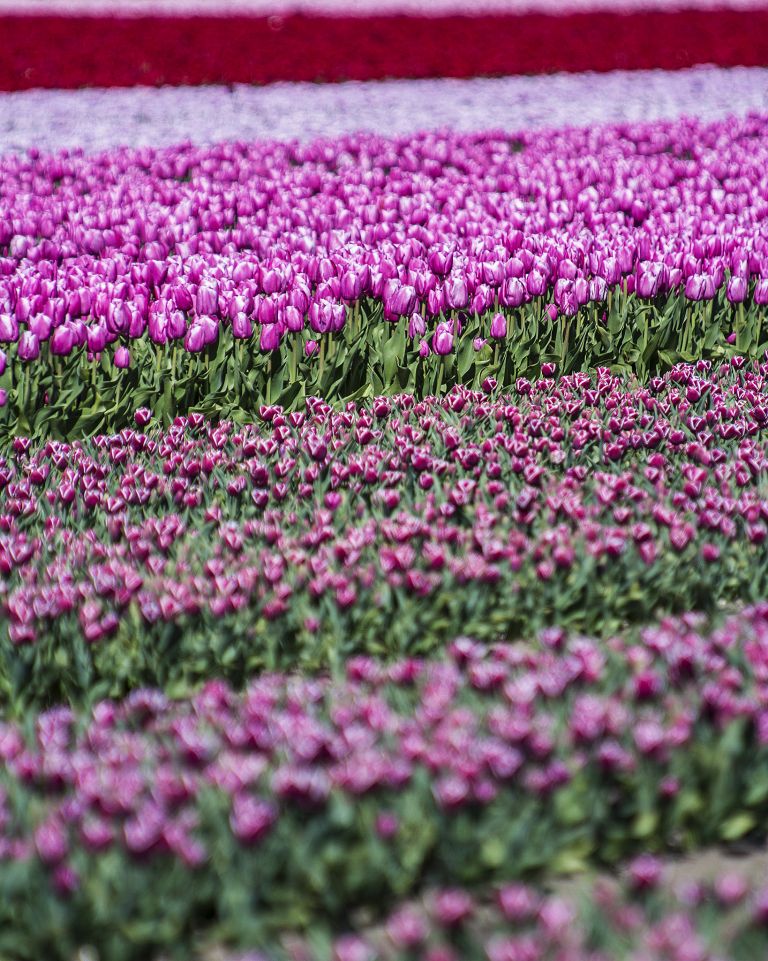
[3,1,768,959]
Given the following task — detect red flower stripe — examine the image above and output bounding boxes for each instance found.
[2,8,768,91]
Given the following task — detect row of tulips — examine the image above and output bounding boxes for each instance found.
[172,867,768,961]
[3,604,768,958]
[3,115,768,434]
[1,360,768,706]
[2,67,767,156]
[3,6,768,91]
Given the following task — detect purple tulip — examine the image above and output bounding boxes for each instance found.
[185,324,206,353]
[754,279,768,305]
[428,248,454,278]
[50,324,75,356]
[685,273,715,301]
[432,322,454,356]
[168,310,187,341]
[284,305,304,333]
[308,301,334,335]
[502,278,526,308]
[173,285,194,311]
[18,331,40,361]
[444,277,468,310]
[196,286,218,315]
[259,324,281,352]
[340,269,365,302]
[231,312,253,339]
[408,312,426,338]
[114,346,131,369]
[148,310,168,345]
[386,284,417,319]
[305,339,318,357]
[489,313,507,340]
[0,315,19,343]
[28,314,52,341]
[526,270,548,297]
[727,276,747,303]
[573,277,590,306]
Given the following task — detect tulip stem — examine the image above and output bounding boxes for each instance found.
[737,302,745,351]
[290,336,298,384]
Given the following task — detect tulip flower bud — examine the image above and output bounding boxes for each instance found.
[29,314,52,341]
[185,324,206,353]
[0,348,5,374]
[727,275,747,303]
[305,340,318,357]
[173,285,194,311]
[259,324,281,352]
[429,248,454,278]
[18,331,40,361]
[754,279,768,305]
[489,313,507,340]
[408,312,426,338]
[50,324,75,356]
[445,277,469,310]
[231,312,253,339]
[526,270,548,297]
[502,278,526,308]
[283,305,304,333]
[0,314,19,343]
[432,322,453,356]
[196,285,218,315]
[114,346,131,369]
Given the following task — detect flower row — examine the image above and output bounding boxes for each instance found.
[1,361,767,704]
[203,867,768,961]
[2,5,768,90]
[3,66,766,156]
[2,604,768,958]
[3,116,768,433]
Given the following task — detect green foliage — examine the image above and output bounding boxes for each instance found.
[0,289,765,441]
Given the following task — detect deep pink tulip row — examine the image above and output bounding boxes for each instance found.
[2,602,768,945]
[1,359,768,703]
[240,867,768,961]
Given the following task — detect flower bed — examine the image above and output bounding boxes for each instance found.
[3,605,768,957]
[2,115,768,436]
[2,5,768,90]
[2,362,768,705]
[3,66,766,155]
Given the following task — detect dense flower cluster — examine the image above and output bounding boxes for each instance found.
[2,114,768,433]
[3,66,767,155]
[3,604,768,957]
[2,6,768,90]
[231,869,768,961]
[1,361,767,704]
